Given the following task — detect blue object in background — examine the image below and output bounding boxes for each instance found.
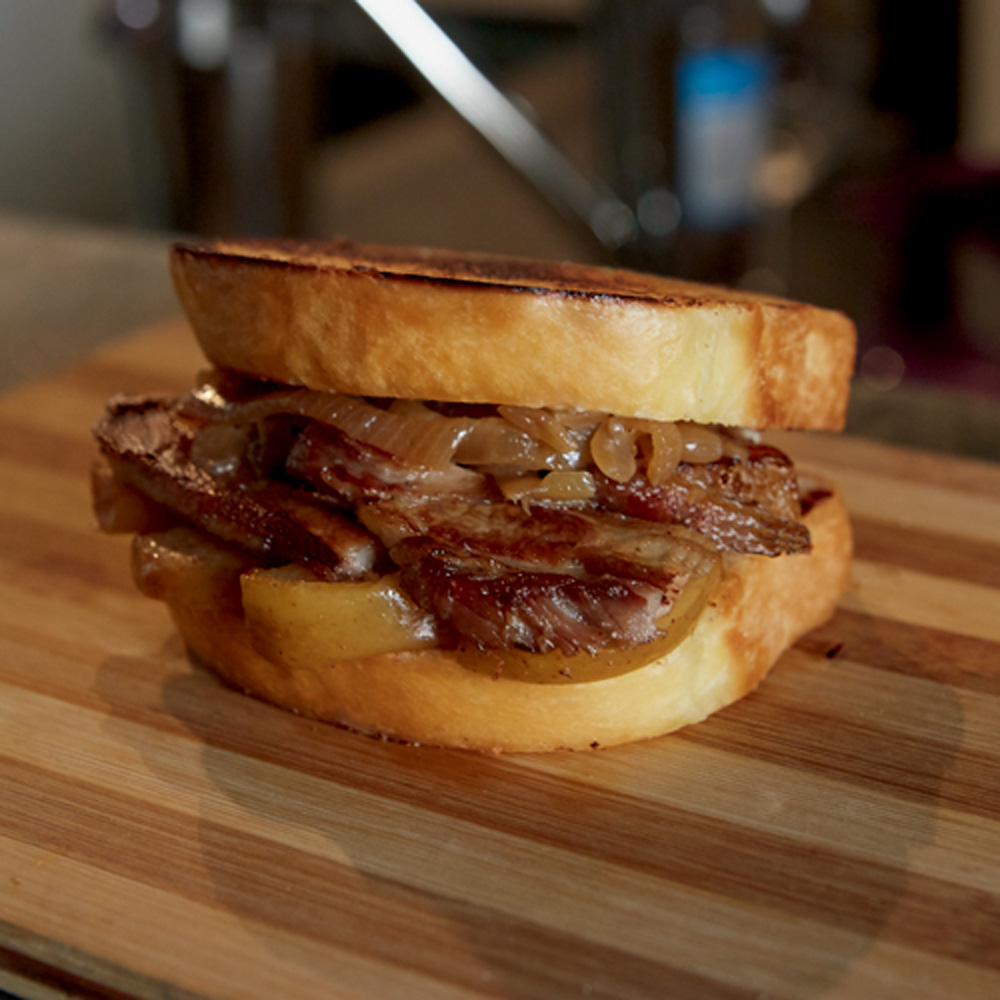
[675,45,772,231]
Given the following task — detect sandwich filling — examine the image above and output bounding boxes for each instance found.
[93,369,819,666]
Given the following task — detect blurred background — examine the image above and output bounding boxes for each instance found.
[1,0,998,458]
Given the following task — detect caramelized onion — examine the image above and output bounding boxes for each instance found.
[498,470,596,505]
[498,405,579,453]
[185,386,477,469]
[678,422,724,464]
[295,394,476,468]
[591,417,638,482]
[720,426,756,460]
[591,416,688,485]
[186,374,737,488]
[636,419,682,485]
[453,417,552,468]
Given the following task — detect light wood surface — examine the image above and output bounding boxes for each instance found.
[2,319,1000,999]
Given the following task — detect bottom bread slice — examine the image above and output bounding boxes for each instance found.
[139,484,852,753]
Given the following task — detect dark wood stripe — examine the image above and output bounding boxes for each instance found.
[0,641,182,736]
[802,608,1000,696]
[0,933,197,1000]
[4,595,999,826]
[4,639,1000,974]
[851,516,1000,589]
[681,690,1000,822]
[0,758,759,1000]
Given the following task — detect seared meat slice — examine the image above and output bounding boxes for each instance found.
[402,552,670,655]
[93,396,381,580]
[360,497,714,654]
[677,443,802,520]
[362,495,719,590]
[594,450,810,557]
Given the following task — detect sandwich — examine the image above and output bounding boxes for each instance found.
[92,238,855,752]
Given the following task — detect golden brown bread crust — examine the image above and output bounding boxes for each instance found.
[170,239,856,431]
[135,485,852,753]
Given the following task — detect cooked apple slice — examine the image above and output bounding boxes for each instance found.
[241,568,437,669]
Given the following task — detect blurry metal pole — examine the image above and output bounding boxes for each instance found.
[349,0,637,252]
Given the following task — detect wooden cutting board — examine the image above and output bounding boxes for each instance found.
[2,320,999,1000]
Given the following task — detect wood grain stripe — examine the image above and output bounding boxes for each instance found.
[523,737,1000,896]
[770,649,999,754]
[0,384,117,445]
[851,515,1000,589]
[3,586,999,811]
[4,643,1000,994]
[0,460,93,530]
[833,468,1000,545]
[680,701,1000,823]
[0,518,134,606]
[0,415,93,478]
[1,626,991,822]
[3,730,998,990]
[844,559,1000,643]
[0,567,141,649]
[3,533,999,822]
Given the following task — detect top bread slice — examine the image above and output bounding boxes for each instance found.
[170,238,856,430]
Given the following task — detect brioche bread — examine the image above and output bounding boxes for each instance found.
[133,483,851,753]
[170,239,855,430]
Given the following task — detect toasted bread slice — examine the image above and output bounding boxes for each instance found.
[170,238,856,429]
